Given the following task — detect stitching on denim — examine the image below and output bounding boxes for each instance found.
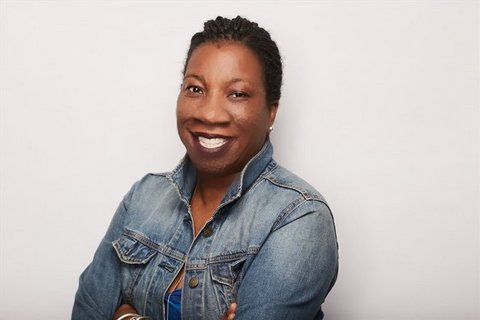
[126,263,146,301]
[187,262,207,270]
[271,198,332,232]
[208,247,259,264]
[271,197,307,231]
[212,276,229,315]
[164,172,192,212]
[265,174,321,201]
[184,246,260,270]
[235,141,272,195]
[146,172,169,177]
[244,160,278,194]
[216,159,278,212]
[113,241,154,264]
[123,228,186,261]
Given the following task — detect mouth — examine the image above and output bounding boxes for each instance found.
[190,131,232,154]
[198,136,228,149]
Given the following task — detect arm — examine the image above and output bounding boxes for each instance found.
[72,182,138,319]
[235,200,338,319]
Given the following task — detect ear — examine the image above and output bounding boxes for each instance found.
[268,101,279,128]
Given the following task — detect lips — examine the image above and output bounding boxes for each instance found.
[190,131,232,155]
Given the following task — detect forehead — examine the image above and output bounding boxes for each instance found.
[185,42,264,84]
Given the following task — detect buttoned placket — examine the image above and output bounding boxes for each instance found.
[164,139,273,319]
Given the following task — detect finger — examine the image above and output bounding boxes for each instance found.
[223,302,237,320]
[226,303,237,319]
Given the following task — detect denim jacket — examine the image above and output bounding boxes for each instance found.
[72,140,338,320]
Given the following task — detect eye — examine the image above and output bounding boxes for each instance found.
[185,85,203,94]
[229,91,249,99]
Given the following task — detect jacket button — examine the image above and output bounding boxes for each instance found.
[203,227,213,237]
[188,276,199,288]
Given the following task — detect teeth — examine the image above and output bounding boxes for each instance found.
[198,136,228,149]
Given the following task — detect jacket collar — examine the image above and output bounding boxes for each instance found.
[168,138,274,206]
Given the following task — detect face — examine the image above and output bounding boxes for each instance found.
[176,41,278,178]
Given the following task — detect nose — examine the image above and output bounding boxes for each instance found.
[194,91,231,125]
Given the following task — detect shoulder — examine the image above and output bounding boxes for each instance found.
[263,163,327,203]
[136,171,171,186]
[123,171,176,202]
[257,163,333,229]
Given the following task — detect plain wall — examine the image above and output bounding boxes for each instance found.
[1,0,478,319]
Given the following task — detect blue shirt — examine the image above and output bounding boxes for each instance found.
[72,139,338,319]
[164,289,181,320]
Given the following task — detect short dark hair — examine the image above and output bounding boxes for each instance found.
[184,16,283,105]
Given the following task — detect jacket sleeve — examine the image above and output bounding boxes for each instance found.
[72,182,138,320]
[235,200,338,319]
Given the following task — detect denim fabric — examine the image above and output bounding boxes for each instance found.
[72,140,338,320]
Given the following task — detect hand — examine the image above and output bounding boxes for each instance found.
[112,304,138,320]
[222,303,237,320]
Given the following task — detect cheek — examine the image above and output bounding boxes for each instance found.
[175,95,183,118]
[176,107,190,138]
[231,108,270,131]
[176,97,191,123]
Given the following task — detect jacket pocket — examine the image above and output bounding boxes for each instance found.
[113,232,157,264]
[112,229,159,303]
[210,257,246,287]
[210,256,246,309]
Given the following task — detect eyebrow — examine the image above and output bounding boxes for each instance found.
[183,74,253,87]
[227,78,251,86]
[183,74,206,83]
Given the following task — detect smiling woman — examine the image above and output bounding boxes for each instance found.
[72,16,338,320]
[177,42,277,180]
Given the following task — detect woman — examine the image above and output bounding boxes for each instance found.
[73,16,338,320]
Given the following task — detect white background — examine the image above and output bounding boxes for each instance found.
[1,0,478,319]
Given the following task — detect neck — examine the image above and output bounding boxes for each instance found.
[189,171,239,235]
[194,171,239,205]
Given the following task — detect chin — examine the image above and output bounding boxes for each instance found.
[190,158,239,177]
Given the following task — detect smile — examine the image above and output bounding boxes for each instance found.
[198,136,228,149]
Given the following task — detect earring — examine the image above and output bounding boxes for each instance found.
[269,125,274,132]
